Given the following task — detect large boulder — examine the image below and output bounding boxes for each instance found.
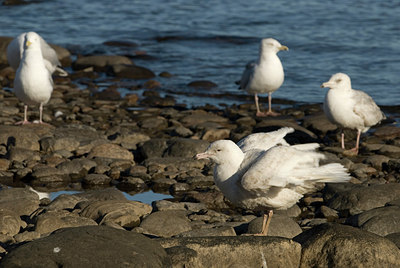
[160,236,301,268]
[294,223,400,267]
[0,226,171,267]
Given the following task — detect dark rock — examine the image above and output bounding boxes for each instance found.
[82,174,112,185]
[302,112,337,135]
[73,55,133,71]
[57,159,96,181]
[140,95,176,107]
[187,80,217,88]
[88,143,134,161]
[140,210,192,238]
[0,226,171,267]
[347,205,400,236]
[166,138,209,158]
[160,236,301,268]
[111,64,155,79]
[294,223,400,267]
[328,183,400,215]
[140,139,168,159]
[117,177,148,192]
[138,116,168,130]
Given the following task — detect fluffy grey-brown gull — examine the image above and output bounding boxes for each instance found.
[196,130,350,235]
[7,31,67,76]
[13,32,54,124]
[238,38,288,117]
[322,73,386,155]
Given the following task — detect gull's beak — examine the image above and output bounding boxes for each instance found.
[195,152,211,160]
[321,81,332,88]
[279,45,289,51]
[26,41,32,47]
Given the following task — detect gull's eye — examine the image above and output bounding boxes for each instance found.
[335,79,342,83]
[216,149,222,152]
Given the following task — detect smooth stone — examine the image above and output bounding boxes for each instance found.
[177,226,236,237]
[166,138,209,158]
[187,80,217,88]
[140,210,192,238]
[0,125,40,151]
[82,174,112,185]
[0,226,171,267]
[79,200,152,228]
[347,205,400,236]
[47,194,84,211]
[294,223,400,268]
[88,143,134,161]
[139,139,168,159]
[302,112,338,134]
[246,214,302,238]
[328,183,400,215]
[34,210,98,235]
[116,177,148,192]
[201,128,230,141]
[111,64,155,79]
[160,236,301,268]
[0,187,39,216]
[0,208,26,236]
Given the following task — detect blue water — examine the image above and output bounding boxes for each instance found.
[1,0,399,106]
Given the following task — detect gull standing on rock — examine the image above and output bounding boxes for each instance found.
[238,38,288,117]
[7,31,68,76]
[196,129,350,235]
[321,73,386,155]
[13,32,54,124]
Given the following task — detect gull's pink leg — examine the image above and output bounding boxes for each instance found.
[254,210,274,236]
[341,132,345,149]
[264,93,280,116]
[255,93,265,117]
[15,105,31,125]
[343,129,361,156]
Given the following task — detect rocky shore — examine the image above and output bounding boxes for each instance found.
[0,36,400,267]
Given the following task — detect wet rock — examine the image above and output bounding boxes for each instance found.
[347,205,400,236]
[140,95,176,107]
[73,55,133,71]
[47,194,84,211]
[93,87,121,100]
[140,210,192,238]
[187,80,217,88]
[117,177,148,192]
[0,187,39,216]
[56,158,96,180]
[0,208,26,236]
[34,210,98,235]
[328,183,400,215]
[88,143,134,161]
[0,226,171,267]
[111,64,155,79]
[140,139,168,159]
[180,110,228,129]
[246,214,302,238]
[160,236,301,268]
[79,200,152,228]
[294,223,400,267]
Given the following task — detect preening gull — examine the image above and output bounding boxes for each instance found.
[237,127,293,152]
[7,31,68,76]
[322,73,386,155]
[13,32,54,124]
[196,132,350,235]
[238,38,288,117]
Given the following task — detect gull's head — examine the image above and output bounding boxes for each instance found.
[24,32,40,49]
[261,38,289,54]
[321,73,351,90]
[195,140,242,165]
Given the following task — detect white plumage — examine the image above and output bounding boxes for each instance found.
[196,129,350,234]
[7,31,67,76]
[13,32,54,124]
[237,127,293,153]
[238,38,288,117]
[322,73,386,155]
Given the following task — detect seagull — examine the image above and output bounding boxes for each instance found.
[7,31,68,76]
[13,32,54,125]
[238,38,288,117]
[237,127,293,152]
[196,133,350,235]
[321,73,386,155]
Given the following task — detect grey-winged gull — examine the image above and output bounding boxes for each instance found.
[238,38,288,117]
[321,73,386,155]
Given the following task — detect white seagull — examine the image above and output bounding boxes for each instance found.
[238,38,288,117]
[13,32,54,124]
[321,73,386,155]
[7,31,67,76]
[196,132,350,235]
